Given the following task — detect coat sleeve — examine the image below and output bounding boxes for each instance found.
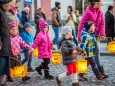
[78,11,89,42]
[32,35,41,49]
[99,11,105,36]
[61,41,75,54]
[20,33,29,44]
[19,37,31,50]
[21,14,26,25]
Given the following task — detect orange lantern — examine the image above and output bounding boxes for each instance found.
[52,52,62,65]
[10,65,28,78]
[107,41,115,53]
[33,48,38,57]
[77,59,88,73]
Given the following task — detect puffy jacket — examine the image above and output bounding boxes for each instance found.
[32,18,53,59]
[78,5,105,42]
[58,37,84,65]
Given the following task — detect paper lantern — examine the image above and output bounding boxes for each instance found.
[52,52,62,65]
[10,66,28,78]
[33,48,38,57]
[77,59,88,73]
[107,41,115,53]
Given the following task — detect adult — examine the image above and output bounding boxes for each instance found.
[77,0,108,78]
[52,2,61,49]
[16,6,21,20]
[105,5,114,44]
[21,7,30,25]
[74,9,80,35]
[63,6,78,46]
[0,0,13,85]
[34,8,46,38]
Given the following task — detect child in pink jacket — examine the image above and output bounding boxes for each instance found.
[7,23,33,82]
[32,18,54,80]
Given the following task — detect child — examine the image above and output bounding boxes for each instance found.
[80,21,105,80]
[20,22,34,72]
[32,18,54,80]
[56,26,85,86]
[7,23,33,82]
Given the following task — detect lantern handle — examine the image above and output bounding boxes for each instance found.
[10,56,22,66]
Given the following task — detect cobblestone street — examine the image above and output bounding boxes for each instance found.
[7,55,115,86]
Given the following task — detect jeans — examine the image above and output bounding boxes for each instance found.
[94,41,101,67]
[66,62,77,76]
[72,29,78,46]
[52,26,60,49]
[86,57,101,78]
[22,51,32,68]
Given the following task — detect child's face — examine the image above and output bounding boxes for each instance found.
[65,29,73,39]
[10,27,18,36]
[89,24,95,32]
[44,26,49,32]
[25,27,31,33]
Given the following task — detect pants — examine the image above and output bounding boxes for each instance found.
[22,51,32,68]
[66,62,77,76]
[72,29,78,46]
[85,57,101,78]
[42,58,50,69]
[94,41,101,67]
[52,26,60,49]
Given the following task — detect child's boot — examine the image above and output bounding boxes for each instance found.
[35,62,44,75]
[6,75,13,82]
[44,67,54,80]
[22,76,31,82]
[71,73,80,86]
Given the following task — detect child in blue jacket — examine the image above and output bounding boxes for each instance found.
[20,22,34,72]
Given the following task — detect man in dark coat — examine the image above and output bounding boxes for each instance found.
[105,5,114,44]
[21,7,30,25]
[0,0,13,85]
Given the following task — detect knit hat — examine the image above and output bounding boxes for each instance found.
[84,21,93,30]
[9,23,17,29]
[24,22,31,29]
[55,2,60,7]
[0,0,12,4]
[60,26,72,36]
[24,7,30,11]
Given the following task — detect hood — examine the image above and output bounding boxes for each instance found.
[21,22,31,33]
[86,5,99,12]
[38,18,48,32]
[58,37,66,46]
[81,29,94,36]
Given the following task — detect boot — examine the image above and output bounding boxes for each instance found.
[44,67,54,80]
[35,62,44,75]
[78,73,88,81]
[28,68,35,72]
[22,76,31,82]
[72,83,80,86]
[56,76,62,86]
[98,65,109,78]
[6,75,13,82]
[71,73,80,86]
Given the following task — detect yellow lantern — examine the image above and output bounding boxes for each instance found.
[77,59,88,73]
[107,41,115,53]
[33,48,38,57]
[52,52,62,65]
[10,66,28,78]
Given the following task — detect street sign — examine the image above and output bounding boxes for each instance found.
[24,0,32,4]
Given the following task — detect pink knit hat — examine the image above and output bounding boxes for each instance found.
[9,23,17,29]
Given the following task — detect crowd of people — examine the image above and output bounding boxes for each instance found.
[0,0,114,86]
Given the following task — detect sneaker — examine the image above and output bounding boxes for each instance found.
[44,74,54,80]
[97,76,105,80]
[28,68,35,72]
[6,76,13,82]
[22,76,31,82]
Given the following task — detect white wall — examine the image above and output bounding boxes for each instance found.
[16,0,24,14]
[101,0,113,15]
[51,0,73,19]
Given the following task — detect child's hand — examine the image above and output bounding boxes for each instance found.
[81,52,86,56]
[72,50,77,54]
[29,48,34,54]
[0,46,2,50]
[51,45,54,49]
[101,36,106,41]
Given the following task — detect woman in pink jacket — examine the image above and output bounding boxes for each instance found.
[77,0,108,79]
[32,18,54,80]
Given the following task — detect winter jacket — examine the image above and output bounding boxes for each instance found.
[78,5,105,42]
[105,11,114,38]
[52,7,61,27]
[63,12,76,29]
[20,22,34,51]
[0,8,11,57]
[58,37,84,65]
[10,35,32,56]
[21,11,30,25]
[5,9,19,26]
[80,29,100,57]
[32,18,53,59]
